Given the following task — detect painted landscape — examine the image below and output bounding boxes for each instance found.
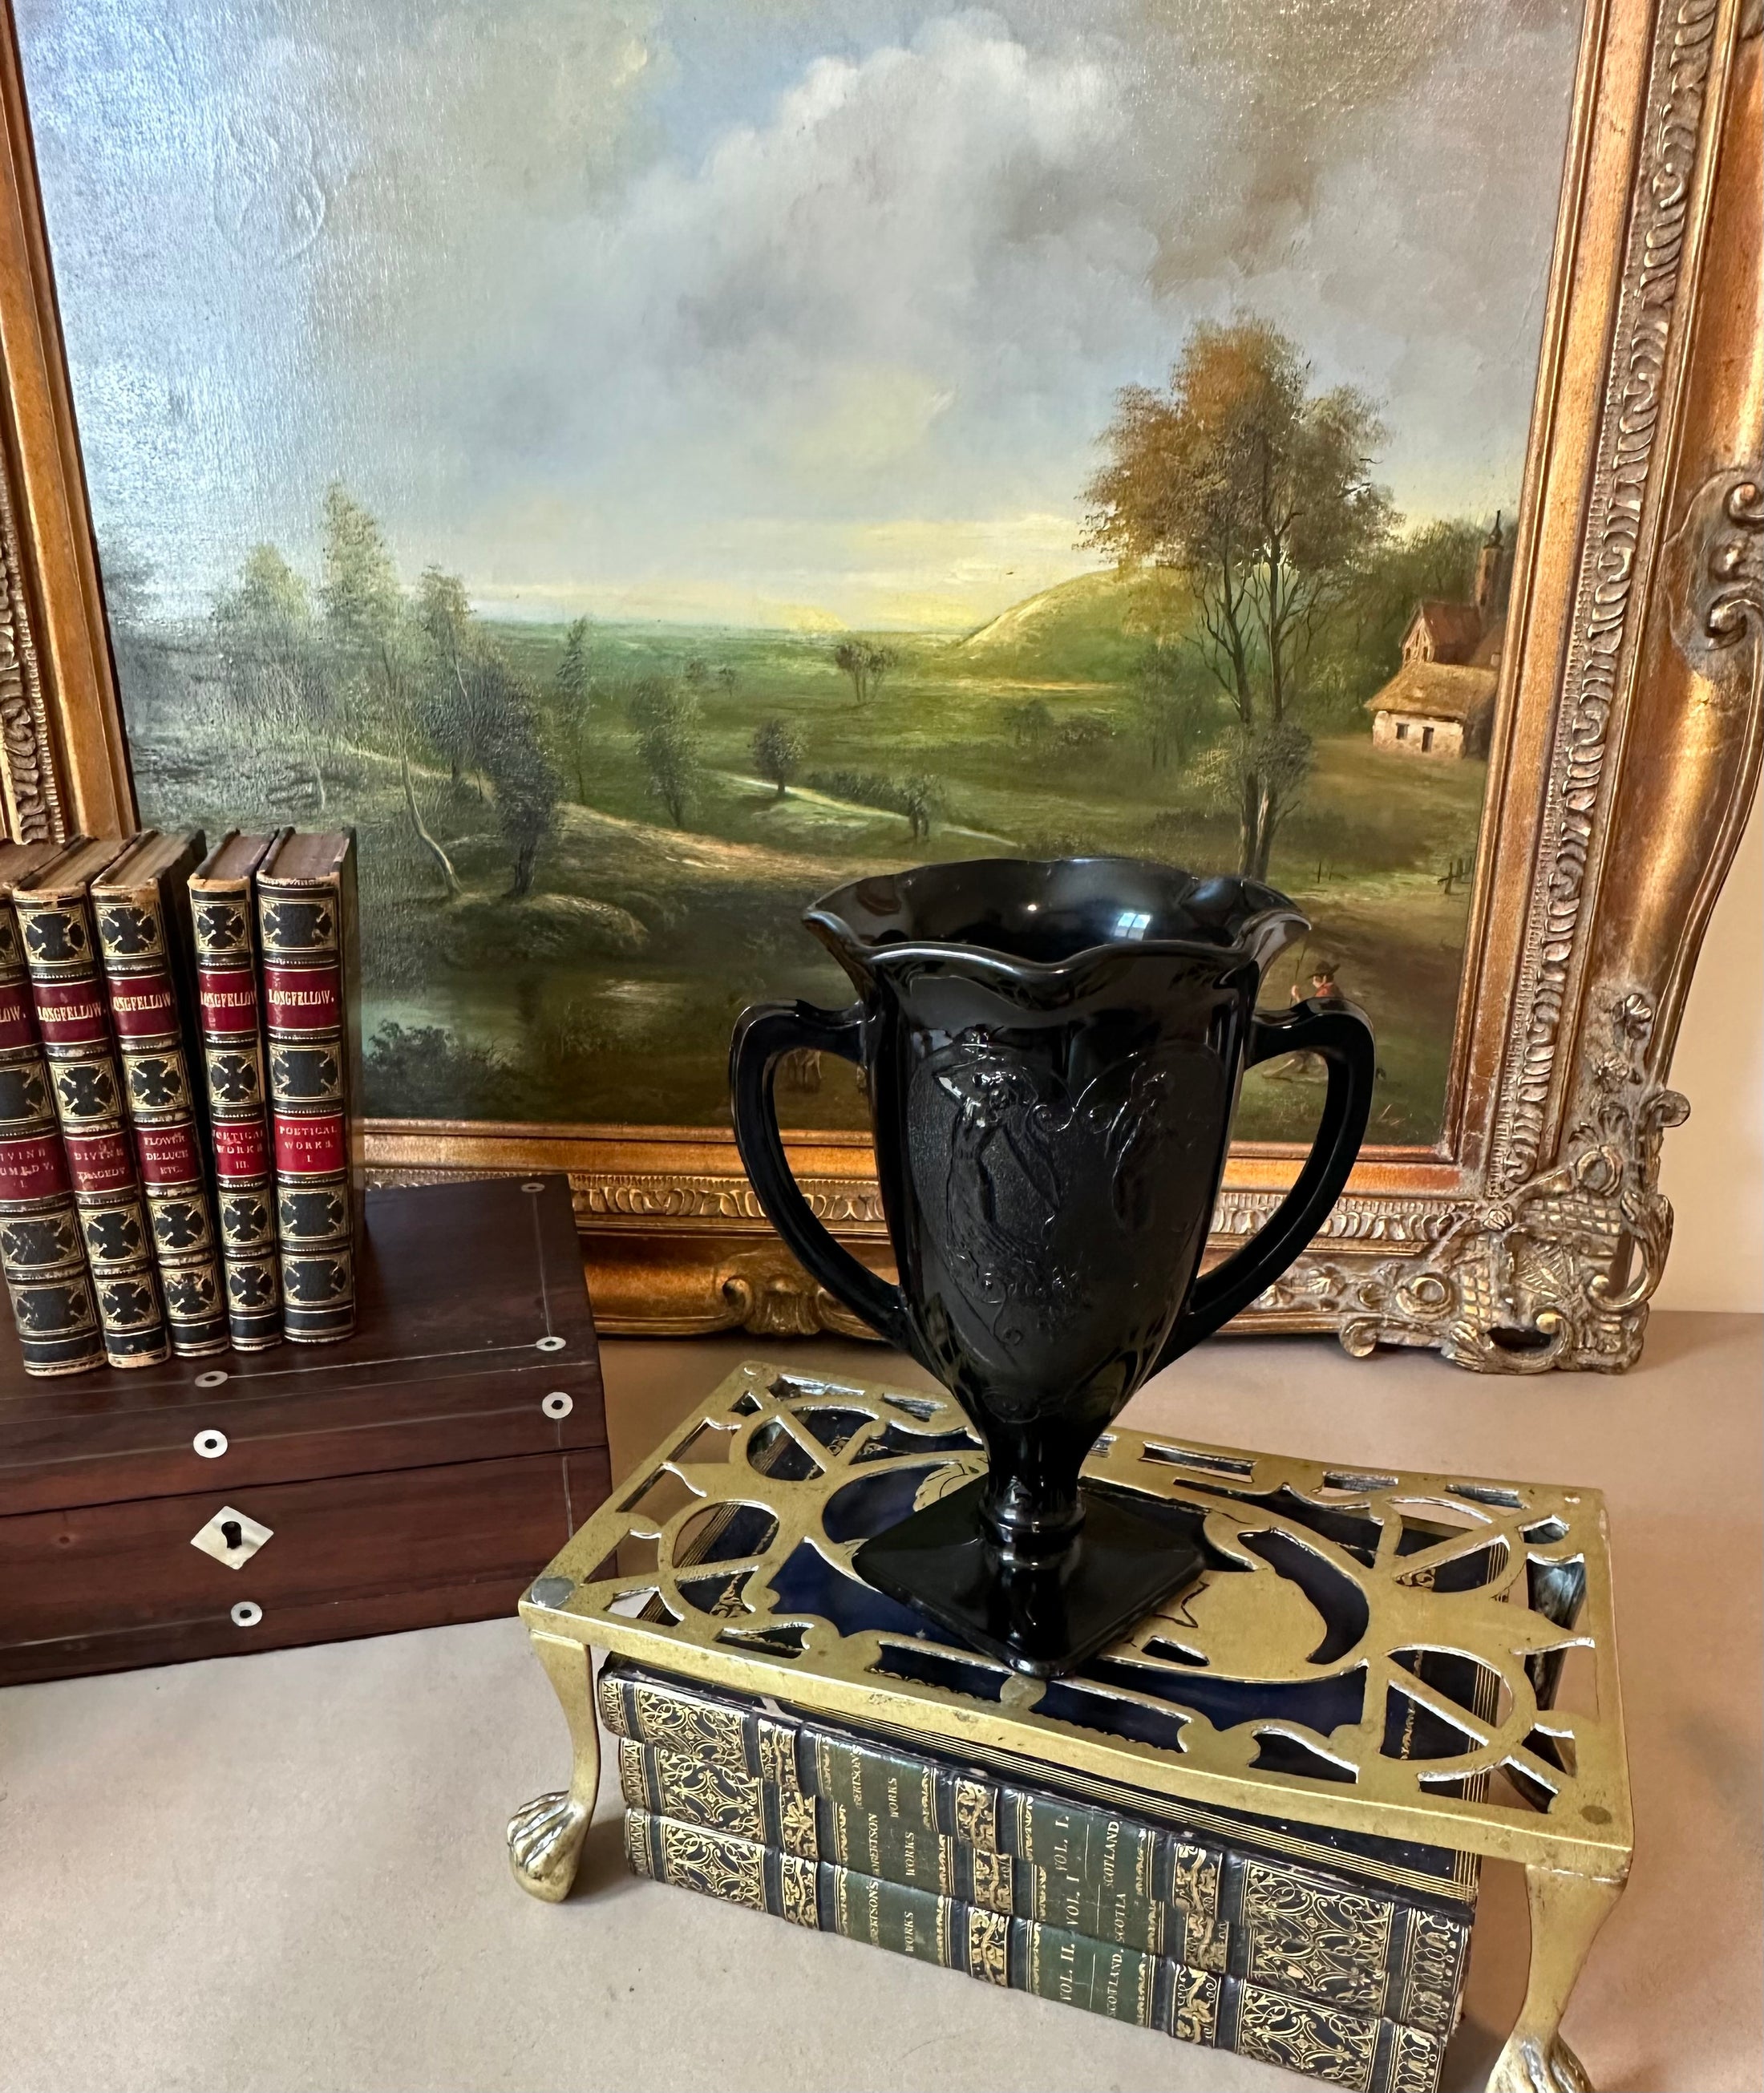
[114,411,1499,1137]
[20,0,1583,1138]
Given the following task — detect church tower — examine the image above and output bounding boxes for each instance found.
[1474,512,1505,625]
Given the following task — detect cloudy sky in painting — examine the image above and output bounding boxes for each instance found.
[19,0,1584,629]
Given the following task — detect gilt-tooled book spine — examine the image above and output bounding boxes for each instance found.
[14,849,169,1366]
[624,1809,1447,2093]
[598,1661,1470,2040]
[619,1738,1223,1966]
[257,832,360,1342]
[189,832,285,1349]
[93,835,226,1357]
[0,853,103,1374]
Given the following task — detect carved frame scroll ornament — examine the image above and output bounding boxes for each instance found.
[1256,990,1693,1371]
[2,0,1761,1370]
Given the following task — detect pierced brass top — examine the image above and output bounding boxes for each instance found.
[523,1360,1631,1875]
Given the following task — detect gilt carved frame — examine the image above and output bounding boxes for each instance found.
[0,0,1758,1368]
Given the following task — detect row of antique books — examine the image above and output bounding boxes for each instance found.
[0,828,360,1375]
[603,1656,1475,2093]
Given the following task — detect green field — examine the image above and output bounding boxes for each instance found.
[126,568,1487,1140]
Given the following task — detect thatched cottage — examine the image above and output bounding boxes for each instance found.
[1366,520,1511,759]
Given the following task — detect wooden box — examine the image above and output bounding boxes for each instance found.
[0,1175,607,1685]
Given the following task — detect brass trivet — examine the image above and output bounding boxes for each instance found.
[508,1360,1631,2092]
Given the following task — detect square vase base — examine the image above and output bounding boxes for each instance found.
[854,1476,1205,1679]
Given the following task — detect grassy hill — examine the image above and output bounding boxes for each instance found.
[123,561,1487,1140]
[952,566,1192,682]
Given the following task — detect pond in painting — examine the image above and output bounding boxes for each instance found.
[17,1,1584,1137]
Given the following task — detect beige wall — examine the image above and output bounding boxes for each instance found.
[1656,784,1763,1312]
[1371,711,1466,756]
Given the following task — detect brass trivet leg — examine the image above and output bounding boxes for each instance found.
[507,1632,601,1903]
[1488,1864,1625,2093]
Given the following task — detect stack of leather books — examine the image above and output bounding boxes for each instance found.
[605,1654,1475,2090]
[0,827,358,1373]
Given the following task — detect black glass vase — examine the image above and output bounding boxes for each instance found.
[730,857,1375,1678]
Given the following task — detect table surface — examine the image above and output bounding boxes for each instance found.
[0,1312,1758,2093]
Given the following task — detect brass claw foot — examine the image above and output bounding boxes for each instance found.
[505,1631,601,1903]
[1487,1866,1622,2093]
[508,1789,591,1903]
[1489,2034,1592,2093]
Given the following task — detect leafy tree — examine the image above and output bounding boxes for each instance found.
[803,766,944,836]
[751,718,805,798]
[1052,714,1115,756]
[412,567,560,893]
[628,678,702,828]
[414,566,500,791]
[1326,516,1494,718]
[1085,318,1392,876]
[553,616,594,800]
[320,484,460,897]
[97,540,182,726]
[900,771,938,841]
[865,642,898,706]
[1194,720,1314,850]
[476,660,560,897]
[803,767,895,808]
[212,544,334,810]
[318,483,401,717]
[1134,640,1217,771]
[831,640,863,704]
[362,1022,504,1117]
[831,638,899,708]
[1361,516,1491,654]
[1006,698,1052,750]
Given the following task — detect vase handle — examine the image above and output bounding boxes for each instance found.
[730,1001,916,1352]
[1154,996,1377,1370]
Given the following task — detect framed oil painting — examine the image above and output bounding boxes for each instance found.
[0,0,1757,1366]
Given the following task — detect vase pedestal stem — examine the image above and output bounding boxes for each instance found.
[856,1474,1204,1678]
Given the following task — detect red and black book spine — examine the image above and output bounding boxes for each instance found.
[0,843,103,1375]
[14,844,170,1367]
[189,831,284,1349]
[257,832,360,1342]
[93,832,226,1357]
